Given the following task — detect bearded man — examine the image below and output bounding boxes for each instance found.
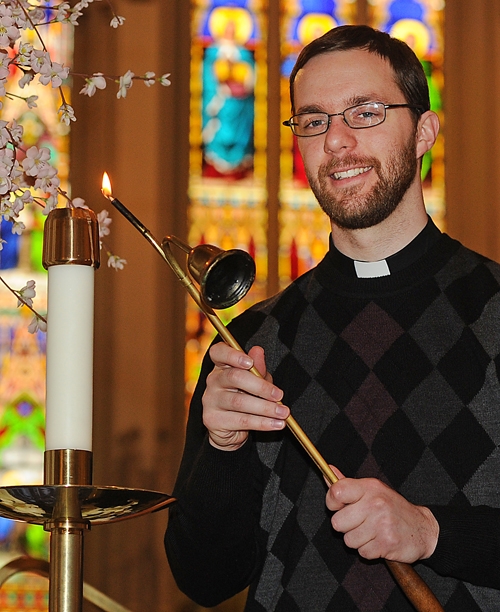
[165,25,500,612]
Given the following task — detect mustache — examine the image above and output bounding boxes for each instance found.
[319,155,381,177]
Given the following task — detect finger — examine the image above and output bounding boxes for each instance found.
[204,387,289,432]
[325,478,364,512]
[345,530,378,558]
[209,342,254,370]
[215,366,283,403]
[330,503,366,535]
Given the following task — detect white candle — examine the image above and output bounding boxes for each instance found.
[45,265,95,451]
[42,207,100,452]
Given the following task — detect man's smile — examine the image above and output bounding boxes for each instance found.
[332,166,373,180]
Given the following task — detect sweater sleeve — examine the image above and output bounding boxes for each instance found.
[423,504,500,588]
[164,348,264,607]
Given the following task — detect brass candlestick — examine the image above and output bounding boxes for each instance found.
[0,208,174,612]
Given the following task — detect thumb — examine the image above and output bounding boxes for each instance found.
[325,464,345,486]
[330,465,345,479]
[248,345,268,378]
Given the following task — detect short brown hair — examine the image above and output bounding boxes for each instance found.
[289,25,430,120]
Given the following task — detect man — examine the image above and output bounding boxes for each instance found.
[165,25,500,611]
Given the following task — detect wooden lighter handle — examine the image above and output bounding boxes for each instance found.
[386,560,444,611]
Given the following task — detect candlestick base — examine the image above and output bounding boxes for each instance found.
[0,484,174,525]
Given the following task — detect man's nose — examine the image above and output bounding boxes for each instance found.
[323,115,357,154]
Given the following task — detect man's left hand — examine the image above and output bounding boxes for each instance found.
[325,467,439,564]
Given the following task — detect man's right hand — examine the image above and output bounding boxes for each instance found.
[203,342,289,451]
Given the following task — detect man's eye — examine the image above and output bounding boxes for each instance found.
[302,116,327,129]
[352,105,383,122]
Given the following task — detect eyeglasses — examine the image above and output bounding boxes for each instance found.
[283,102,425,137]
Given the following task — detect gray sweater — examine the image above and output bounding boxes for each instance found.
[166,229,500,611]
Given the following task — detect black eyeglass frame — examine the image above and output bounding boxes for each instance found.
[282,102,426,137]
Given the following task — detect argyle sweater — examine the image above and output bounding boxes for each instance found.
[165,231,500,611]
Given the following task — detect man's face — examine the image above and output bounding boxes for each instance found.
[293,49,421,230]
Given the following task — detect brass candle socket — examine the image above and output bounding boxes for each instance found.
[42,207,100,269]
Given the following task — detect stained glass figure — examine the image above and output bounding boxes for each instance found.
[188,0,267,398]
[202,6,256,178]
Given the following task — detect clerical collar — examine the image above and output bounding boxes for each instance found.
[329,217,442,278]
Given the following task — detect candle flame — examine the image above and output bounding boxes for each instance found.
[101,172,112,199]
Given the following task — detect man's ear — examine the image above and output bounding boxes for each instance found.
[416,110,440,158]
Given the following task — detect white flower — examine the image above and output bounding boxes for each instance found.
[0,147,14,166]
[26,95,38,109]
[10,190,32,216]
[33,8,46,25]
[0,68,7,96]
[18,71,34,88]
[35,173,60,193]
[17,279,36,308]
[74,0,94,9]
[0,14,20,46]
[0,51,10,69]
[10,5,28,29]
[0,161,13,193]
[117,70,134,99]
[42,193,58,215]
[67,9,83,26]
[0,173,12,195]
[39,61,69,88]
[97,209,112,237]
[56,2,70,21]
[58,103,76,125]
[144,71,155,87]
[0,5,12,18]
[17,42,33,67]
[0,120,9,147]
[12,220,25,234]
[22,146,52,177]
[107,254,127,270]
[159,73,171,86]
[79,73,106,97]
[8,119,23,145]
[30,49,50,74]
[28,314,47,334]
[71,197,87,208]
[110,15,125,28]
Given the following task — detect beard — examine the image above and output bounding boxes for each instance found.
[306,133,418,230]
